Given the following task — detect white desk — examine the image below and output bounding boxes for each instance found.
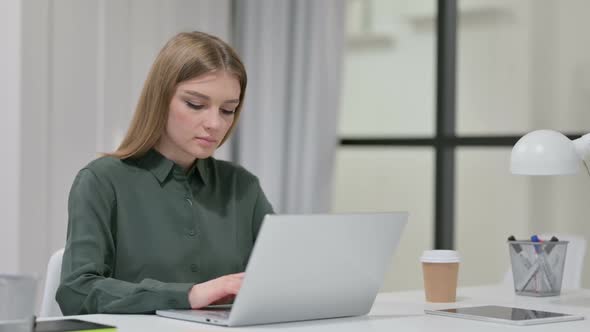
[42,285,590,331]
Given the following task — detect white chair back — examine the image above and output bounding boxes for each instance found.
[40,248,65,317]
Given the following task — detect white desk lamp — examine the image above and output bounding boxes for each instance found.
[510,130,590,290]
[511,130,590,176]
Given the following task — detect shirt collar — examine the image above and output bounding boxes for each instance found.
[137,149,208,185]
[187,157,209,186]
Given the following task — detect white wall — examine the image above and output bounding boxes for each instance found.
[19,0,51,278]
[0,0,22,274]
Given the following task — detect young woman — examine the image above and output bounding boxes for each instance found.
[56,31,274,315]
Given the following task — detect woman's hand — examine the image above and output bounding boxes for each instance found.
[187,272,245,309]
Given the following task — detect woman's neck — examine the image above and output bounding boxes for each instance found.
[154,140,195,171]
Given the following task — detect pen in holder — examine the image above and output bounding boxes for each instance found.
[507,239,568,297]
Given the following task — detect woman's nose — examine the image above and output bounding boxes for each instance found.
[203,108,222,130]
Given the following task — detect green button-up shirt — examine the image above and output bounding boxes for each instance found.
[56,149,273,315]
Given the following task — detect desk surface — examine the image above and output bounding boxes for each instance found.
[42,285,590,331]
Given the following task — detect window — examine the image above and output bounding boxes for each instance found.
[333,0,436,291]
[333,0,590,290]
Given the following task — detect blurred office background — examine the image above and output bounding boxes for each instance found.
[1,0,589,309]
[333,0,590,291]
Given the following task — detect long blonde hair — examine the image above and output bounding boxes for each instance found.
[109,31,247,159]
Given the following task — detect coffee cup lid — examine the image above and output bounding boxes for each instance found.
[420,250,460,263]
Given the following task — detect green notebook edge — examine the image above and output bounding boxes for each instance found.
[34,319,116,332]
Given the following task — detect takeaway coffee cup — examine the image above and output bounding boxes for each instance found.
[420,250,460,302]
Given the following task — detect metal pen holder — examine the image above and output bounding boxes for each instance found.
[508,240,568,297]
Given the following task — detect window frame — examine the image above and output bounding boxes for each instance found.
[338,0,586,249]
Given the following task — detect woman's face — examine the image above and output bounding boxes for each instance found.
[158,70,240,166]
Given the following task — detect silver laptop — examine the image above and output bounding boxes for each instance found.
[156,212,408,327]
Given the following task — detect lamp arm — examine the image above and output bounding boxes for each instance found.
[573,133,590,176]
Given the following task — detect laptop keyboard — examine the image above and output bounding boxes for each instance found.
[199,310,230,319]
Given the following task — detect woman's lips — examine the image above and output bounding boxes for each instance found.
[194,137,217,146]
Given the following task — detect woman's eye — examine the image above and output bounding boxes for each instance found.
[221,109,236,115]
[186,101,204,110]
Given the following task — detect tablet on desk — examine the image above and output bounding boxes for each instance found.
[425,305,584,326]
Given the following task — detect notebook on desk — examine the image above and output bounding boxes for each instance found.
[157,212,408,327]
[34,319,116,332]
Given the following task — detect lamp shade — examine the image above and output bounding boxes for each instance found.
[510,129,580,175]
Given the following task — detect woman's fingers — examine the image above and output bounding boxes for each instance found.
[223,275,243,293]
[211,294,236,305]
[188,273,246,309]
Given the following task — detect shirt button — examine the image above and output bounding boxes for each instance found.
[188,229,196,236]
[190,264,198,272]
[185,198,193,206]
